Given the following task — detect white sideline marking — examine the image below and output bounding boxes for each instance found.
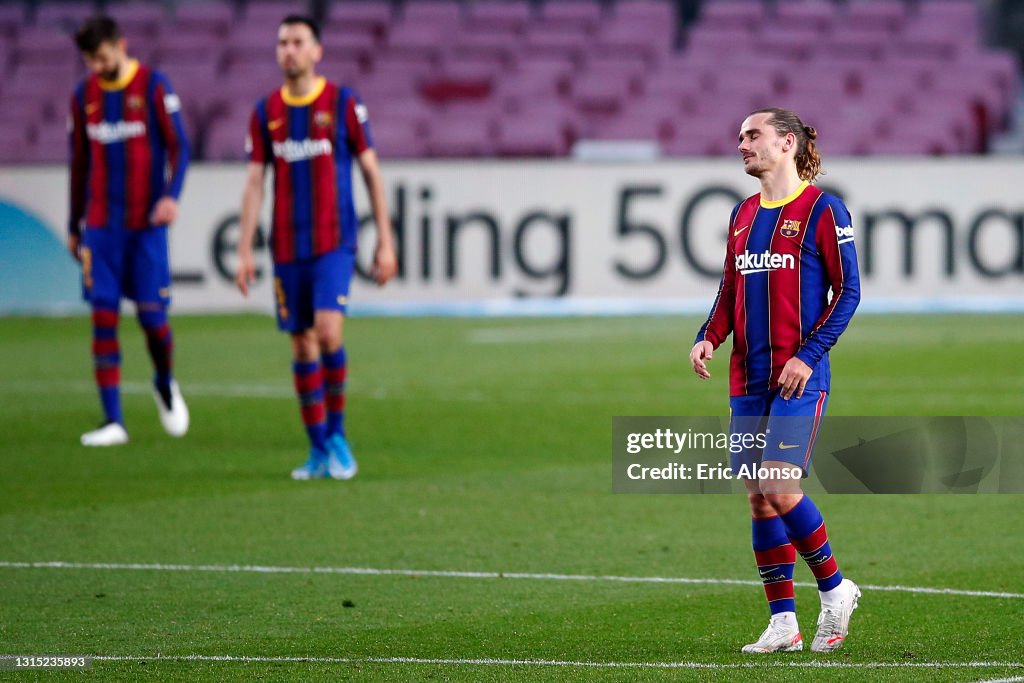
[1,561,1022,600]
[968,677,1024,683]
[0,654,1021,670]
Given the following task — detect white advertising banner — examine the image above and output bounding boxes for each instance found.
[1,159,1022,315]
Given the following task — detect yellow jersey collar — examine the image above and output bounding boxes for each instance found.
[281,76,326,107]
[98,59,139,91]
[760,181,809,209]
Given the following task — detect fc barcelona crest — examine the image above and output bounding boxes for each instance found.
[780,219,802,238]
[314,111,333,128]
[127,94,145,110]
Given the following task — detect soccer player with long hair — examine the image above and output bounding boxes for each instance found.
[690,108,861,653]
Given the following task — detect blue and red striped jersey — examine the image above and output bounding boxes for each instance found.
[68,59,190,235]
[247,77,373,264]
[696,182,861,396]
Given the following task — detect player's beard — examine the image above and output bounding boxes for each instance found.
[282,60,309,80]
[100,57,126,82]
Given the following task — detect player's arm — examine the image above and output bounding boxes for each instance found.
[786,200,861,392]
[355,149,396,285]
[344,90,396,286]
[236,162,267,297]
[150,73,190,226]
[236,108,270,296]
[68,91,88,262]
[691,206,740,379]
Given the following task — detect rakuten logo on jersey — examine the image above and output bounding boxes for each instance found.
[735,250,796,274]
[86,120,146,144]
[272,138,333,162]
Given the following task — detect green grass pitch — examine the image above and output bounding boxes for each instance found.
[1,313,1022,681]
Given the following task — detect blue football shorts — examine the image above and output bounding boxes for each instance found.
[729,389,829,476]
[81,225,171,309]
[272,248,356,333]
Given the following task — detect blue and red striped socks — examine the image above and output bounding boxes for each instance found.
[91,307,122,425]
[138,309,174,402]
[292,360,327,452]
[752,515,797,615]
[321,347,346,438]
[781,495,843,592]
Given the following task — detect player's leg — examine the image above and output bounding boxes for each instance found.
[761,391,860,652]
[80,226,128,446]
[312,249,357,480]
[129,226,187,437]
[732,395,801,653]
[275,262,329,479]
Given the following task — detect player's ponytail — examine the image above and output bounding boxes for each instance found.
[798,125,823,183]
[750,107,824,183]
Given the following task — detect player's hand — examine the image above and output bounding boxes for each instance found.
[690,341,715,380]
[777,357,813,400]
[67,233,82,263]
[235,248,256,297]
[149,197,178,226]
[371,242,397,286]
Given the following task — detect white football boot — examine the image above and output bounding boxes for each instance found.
[80,421,129,447]
[741,614,803,653]
[153,380,189,437]
[811,579,861,652]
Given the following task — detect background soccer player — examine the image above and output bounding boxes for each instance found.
[234,15,397,480]
[689,108,861,653]
[68,16,190,446]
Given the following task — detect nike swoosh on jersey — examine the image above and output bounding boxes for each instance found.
[268,119,285,130]
[778,443,801,450]
[734,225,750,236]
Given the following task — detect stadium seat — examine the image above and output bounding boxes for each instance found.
[203,114,250,161]
[399,1,464,30]
[14,26,80,68]
[242,1,299,27]
[592,17,675,64]
[105,2,167,37]
[590,102,677,144]
[523,24,590,62]
[466,1,533,34]
[774,0,836,32]
[662,115,739,156]
[324,2,393,41]
[367,118,430,159]
[33,2,96,31]
[496,118,567,156]
[0,136,29,163]
[696,0,765,32]
[424,116,497,157]
[171,2,236,40]
[0,4,26,39]
[841,0,907,33]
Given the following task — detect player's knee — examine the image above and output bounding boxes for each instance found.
[291,331,319,361]
[762,491,802,512]
[136,306,168,331]
[314,319,343,350]
[747,492,773,517]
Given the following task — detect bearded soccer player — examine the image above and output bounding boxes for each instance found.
[235,15,397,480]
[69,16,190,446]
[689,108,861,653]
